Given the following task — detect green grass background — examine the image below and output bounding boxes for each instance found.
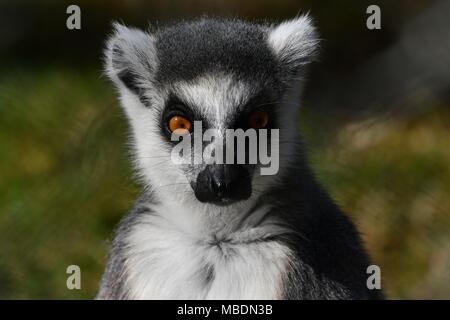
[0,66,448,299]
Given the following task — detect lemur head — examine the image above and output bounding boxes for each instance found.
[105,16,318,213]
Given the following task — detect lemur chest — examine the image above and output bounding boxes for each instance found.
[123,217,293,299]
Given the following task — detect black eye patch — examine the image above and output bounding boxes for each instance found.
[228,90,279,130]
[160,93,207,141]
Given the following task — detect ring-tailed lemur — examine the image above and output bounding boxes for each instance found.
[97,16,382,300]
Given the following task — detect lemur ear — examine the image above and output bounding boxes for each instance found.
[267,15,319,74]
[104,23,157,103]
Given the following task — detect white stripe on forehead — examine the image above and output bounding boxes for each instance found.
[172,73,252,129]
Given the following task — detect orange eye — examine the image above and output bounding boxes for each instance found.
[168,115,192,134]
[248,111,269,129]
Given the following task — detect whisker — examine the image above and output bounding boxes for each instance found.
[252,101,281,108]
[143,160,171,169]
[139,155,171,159]
[152,182,191,190]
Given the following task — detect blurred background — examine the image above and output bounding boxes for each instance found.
[0,0,449,299]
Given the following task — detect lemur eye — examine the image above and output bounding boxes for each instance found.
[248,111,269,129]
[168,115,193,135]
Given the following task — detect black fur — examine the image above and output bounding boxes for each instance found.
[155,19,283,89]
[271,149,383,299]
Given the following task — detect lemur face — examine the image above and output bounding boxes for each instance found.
[105,17,318,208]
[158,74,279,205]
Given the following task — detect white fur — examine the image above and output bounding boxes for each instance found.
[105,23,158,96]
[268,15,319,69]
[124,203,294,299]
[174,73,252,130]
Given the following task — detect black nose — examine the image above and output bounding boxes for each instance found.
[193,165,252,204]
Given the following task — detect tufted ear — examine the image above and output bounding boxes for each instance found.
[104,23,157,104]
[267,15,319,74]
